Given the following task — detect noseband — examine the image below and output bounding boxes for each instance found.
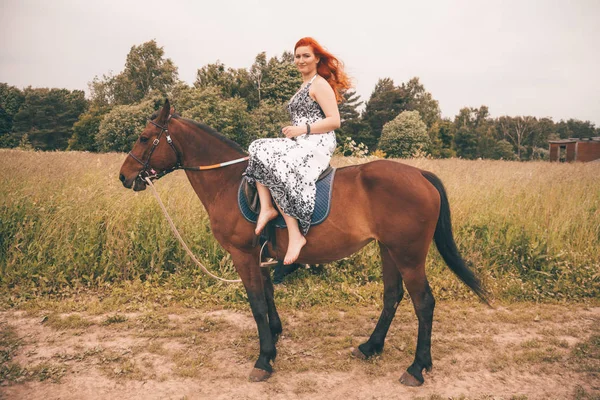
[127,115,249,181]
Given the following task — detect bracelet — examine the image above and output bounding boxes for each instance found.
[306,123,311,135]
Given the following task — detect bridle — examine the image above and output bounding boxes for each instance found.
[126,114,270,283]
[127,115,249,182]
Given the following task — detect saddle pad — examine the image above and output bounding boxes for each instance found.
[238,168,336,229]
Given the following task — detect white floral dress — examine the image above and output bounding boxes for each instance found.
[244,74,336,234]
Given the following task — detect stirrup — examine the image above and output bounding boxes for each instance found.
[260,259,279,268]
[259,241,279,268]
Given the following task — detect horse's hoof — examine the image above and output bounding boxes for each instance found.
[351,347,367,360]
[399,371,423,387]
[249,368,271,382]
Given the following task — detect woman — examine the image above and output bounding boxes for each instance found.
[244,37,351,265]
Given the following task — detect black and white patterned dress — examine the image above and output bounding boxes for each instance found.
[244,74,336,234]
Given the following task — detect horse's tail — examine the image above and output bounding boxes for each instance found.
[421,171,490,305]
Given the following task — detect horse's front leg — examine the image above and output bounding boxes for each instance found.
[231,250,277,382]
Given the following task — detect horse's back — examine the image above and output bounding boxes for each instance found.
[335,159,439,210]
[325,159,441,245]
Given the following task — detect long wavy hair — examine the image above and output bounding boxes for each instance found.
[294,37,352,103]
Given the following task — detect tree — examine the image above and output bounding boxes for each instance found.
[11,87,87,150]
[194,61,254,101]
[195,61,234,89]
[18,133,33,150]
[261,54,302,104]
[336,119,372,152]
[336,89,368,146]
[68,106,109,151]
[452,106,500,159]
[95,99,156,153]
[497,116,536,160]
[494,139,517,160]
[248,100,290,141]
[454,126,478,159]
[123,40,178,102]
[361,78,409,149]
[338,89,363,123]
[90,40,178,106]
[170,84,254,145]
[529,117,555,149]
[402,77,441,128]
[378,110,430,158]
[428,119,455,158]
[89,74,116,108]
[180,86,253,148]
[0,83,25,147]
[249,52,268,106]
[555,118,597,139]
[477,125,501,159]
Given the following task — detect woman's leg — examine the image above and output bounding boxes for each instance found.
[255,181,306,264]
[255,182,279,235]
[278,209,307,265]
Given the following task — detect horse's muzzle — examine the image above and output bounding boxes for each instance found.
[119,173,146,191]
[133,178,147,191]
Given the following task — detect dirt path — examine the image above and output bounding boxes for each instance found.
[1,302,598,400]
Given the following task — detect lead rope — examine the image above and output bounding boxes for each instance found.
[144,177,242,283]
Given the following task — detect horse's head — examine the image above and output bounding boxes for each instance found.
[119,99,179,191]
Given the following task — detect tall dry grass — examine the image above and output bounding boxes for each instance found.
[1,149,598,304]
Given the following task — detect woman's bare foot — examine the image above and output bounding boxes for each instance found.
[255,207,279,235]
[284,235,307,265]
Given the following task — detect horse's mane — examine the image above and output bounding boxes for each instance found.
[178,117,247,155]
[149,111,247,155]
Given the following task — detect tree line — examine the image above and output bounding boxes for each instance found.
[1,40,598,159]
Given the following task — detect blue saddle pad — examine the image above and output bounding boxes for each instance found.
[238,169,336,229]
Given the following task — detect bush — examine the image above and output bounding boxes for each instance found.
[531,147,549,160]
[336,137,368,157]
[95,100,156,152]
[493,139,517,160]
[378,110,430,158]
[68,107,109,151]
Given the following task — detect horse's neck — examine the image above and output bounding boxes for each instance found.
[174,120,246,212]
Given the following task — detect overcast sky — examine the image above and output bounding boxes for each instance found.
[1,0,599,124]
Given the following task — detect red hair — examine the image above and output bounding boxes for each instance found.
[294,37,351,103]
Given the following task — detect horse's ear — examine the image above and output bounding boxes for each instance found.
[170,106,175,115]
[157,98,171,124]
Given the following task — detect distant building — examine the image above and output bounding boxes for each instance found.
[549,137,600,162]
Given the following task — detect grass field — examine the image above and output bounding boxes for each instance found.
[0,149,598,305]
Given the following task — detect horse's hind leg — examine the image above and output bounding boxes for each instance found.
[353,242,404,359]
[261,267,282,342]
[390,253,435,387]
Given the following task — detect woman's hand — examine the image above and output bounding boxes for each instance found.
[281,125,306,139]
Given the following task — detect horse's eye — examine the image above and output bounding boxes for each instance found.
[140,136,149,143]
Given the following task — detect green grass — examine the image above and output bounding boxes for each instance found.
[0,149,599,306]
[44,313,94,330]
[102,314,128,325]
[570,334,600,373]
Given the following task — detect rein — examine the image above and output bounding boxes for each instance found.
[131,115,250,284]
[144,176,242,284]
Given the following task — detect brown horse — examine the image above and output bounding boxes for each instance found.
[119,100,488,386]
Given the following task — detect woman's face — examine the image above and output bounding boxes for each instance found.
[294,46,319,75]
